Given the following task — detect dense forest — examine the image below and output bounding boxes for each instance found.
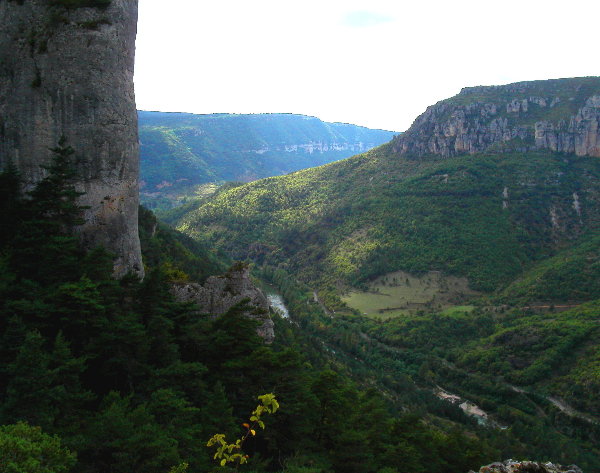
[164,135,600,470]
[170,150,600,293]
[2,71,600,471]
[0,144,508,473]
[5,0,598,470]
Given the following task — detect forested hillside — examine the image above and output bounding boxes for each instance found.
[3,60,600,471]
[138,111,395,209]
[0,146,507,473]
[166,149,600,469]
[171,150,600,292]
[164,78,600,471]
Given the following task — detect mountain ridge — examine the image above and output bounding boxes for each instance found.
[138,111,396,208]
[139,110,397,132]
[390,76,600,159]
[170,77,600,298]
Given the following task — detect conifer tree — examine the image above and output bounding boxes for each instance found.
[27,137,85,228]
[0,162,23,246]
[10,138,86,285]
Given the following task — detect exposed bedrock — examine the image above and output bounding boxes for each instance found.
[0,0,143,277]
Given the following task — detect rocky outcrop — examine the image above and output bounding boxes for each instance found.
[470,460,582,473]
[535,96,600,156]
[392,78,600,159]
[170,264,275,343]
[0,0,143,277]
[253,140,379,155]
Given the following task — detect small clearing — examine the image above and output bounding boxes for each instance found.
[342,270,479,319]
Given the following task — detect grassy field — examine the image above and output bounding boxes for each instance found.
[341,270,478,319]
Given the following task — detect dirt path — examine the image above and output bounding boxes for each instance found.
[546,396,598,424]
[508,383,598,424]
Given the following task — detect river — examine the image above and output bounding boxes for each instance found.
[265,292,290,319]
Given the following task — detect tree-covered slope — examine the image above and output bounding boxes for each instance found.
[138,111,396,208]
[262,268,600,471]
[0,151,503,473]
[138,205,227,283]
[173,149,600,292]
[153,77,600,471]
[495,232,600,304]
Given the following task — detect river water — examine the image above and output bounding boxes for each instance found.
[266,293,290,319]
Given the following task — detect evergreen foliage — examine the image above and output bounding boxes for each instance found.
[0,422,76,473]
[0,147,498,472]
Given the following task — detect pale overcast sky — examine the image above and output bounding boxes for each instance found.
[134,0,599,132]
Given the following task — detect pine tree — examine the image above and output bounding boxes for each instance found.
[27,137,85,228]
[1,331,56,428]
[10,138,86,285]
[0,161,23,246]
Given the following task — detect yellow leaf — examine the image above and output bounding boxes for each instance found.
[250,429,256,436]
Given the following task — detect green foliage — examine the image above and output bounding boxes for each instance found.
[496,232,600,303]
[138,111,395,209]
[260,266,600,471]
[3,138,598,472]
[0,155,498,472]
[207,394,279,468]
[6,138,87,286]
[174,151,600,293]
[0,422,76,473]
[138,205,226,283]
[168,464,189,473]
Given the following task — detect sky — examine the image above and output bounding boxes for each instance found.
[134,0,599,132]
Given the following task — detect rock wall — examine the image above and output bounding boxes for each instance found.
[470,460,582,473]
[170,264,275,344]
[0,0,143,277]
[535,96,600,156]
[392,78,600,159]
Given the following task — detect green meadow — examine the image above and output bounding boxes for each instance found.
[342,270,478,319]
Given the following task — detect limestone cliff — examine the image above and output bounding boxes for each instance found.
[0,0,143,277]
[470,460,582,473]
[393,77,600,159]
[170,264,275,344]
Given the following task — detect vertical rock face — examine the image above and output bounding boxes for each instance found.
[535,96,600,157]
[392,77,600,159]
[0,0,143,277]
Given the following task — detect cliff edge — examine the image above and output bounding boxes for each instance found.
[0,0,143,277]
[392,77,600,159]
